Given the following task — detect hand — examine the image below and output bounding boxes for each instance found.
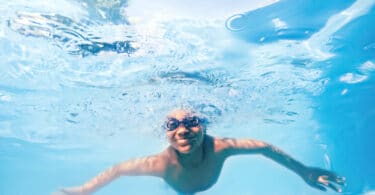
[301,167,346,192]
[51,187,88,195]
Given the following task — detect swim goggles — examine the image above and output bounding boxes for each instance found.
[165,116,201,131]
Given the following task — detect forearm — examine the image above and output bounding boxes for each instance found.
[262,145,306,177]
[77,156,162,194]
[79,166,120,194]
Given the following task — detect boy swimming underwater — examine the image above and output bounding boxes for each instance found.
[54,109,345,194]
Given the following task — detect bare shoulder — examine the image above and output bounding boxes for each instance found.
[212,136,235,153]
[158,146,180,166]
[116,152,171,177]
[152,149,173,168]
[143,152,171,177]
[212,136,269,155]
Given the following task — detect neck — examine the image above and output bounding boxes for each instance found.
[177,137,206,167]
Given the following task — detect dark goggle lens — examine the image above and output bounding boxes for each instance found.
[165,116,201,131]
[184,116,200,128]
[166,119,179,130]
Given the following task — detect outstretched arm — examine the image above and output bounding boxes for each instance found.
[220,138,345,192]
[53,155,165,195]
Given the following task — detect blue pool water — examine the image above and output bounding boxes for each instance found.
[0,0,374,194]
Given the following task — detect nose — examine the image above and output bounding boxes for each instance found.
[176,125,190,137]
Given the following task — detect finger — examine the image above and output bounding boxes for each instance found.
[335,176,346,185]
[318,176,345,193]
[326,171,344,183]
[311,183,327,191]
[328,175,346,185]
[327,182,342,193]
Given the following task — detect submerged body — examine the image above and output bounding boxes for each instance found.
[54,109,345,195]
[162,135,224,193]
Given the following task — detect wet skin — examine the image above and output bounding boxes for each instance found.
[164,135,225,193]
[158,110,226,193]
[54,110,345,195]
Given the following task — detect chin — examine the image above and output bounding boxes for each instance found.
[178,146,195,154]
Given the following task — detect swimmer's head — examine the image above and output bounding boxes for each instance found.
[165,109,208,154]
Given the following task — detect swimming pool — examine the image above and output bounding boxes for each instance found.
[0,0,374,194]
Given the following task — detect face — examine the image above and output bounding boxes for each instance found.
[165,109,206,154]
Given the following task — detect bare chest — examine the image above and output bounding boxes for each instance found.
[164,156,225,193]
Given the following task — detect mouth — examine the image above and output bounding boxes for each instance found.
[178,138,195,146]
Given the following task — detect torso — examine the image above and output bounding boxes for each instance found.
[162,136,227,194]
